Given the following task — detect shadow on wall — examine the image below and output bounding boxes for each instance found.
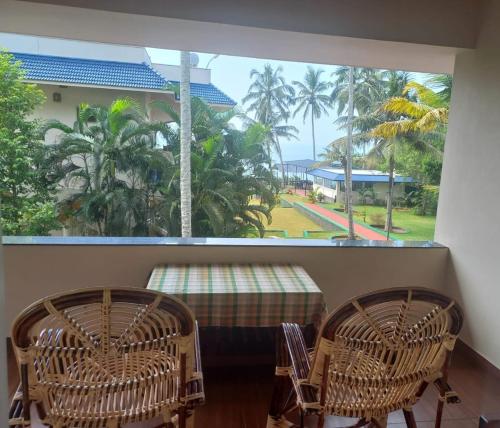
[444,252,472,347]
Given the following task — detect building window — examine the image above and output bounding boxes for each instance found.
[352,182,374,191]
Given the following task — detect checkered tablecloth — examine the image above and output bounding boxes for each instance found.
[147,264,326,327]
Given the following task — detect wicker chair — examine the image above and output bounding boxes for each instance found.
[267,287,463,428]
[9,287,204,428]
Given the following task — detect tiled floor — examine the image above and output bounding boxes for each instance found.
[8,341,500,427]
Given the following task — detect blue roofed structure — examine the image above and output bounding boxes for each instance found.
[12,52,236,106]
[307,168,414,183]
[12,52,167,90]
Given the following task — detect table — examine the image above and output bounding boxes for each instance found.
[147,264,326,328]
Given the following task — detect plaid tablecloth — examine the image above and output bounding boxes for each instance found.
[147,264,326,327]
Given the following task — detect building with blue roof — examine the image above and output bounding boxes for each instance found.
[0,33,236,143]
[303,165,414,204]
[10,52,236,107]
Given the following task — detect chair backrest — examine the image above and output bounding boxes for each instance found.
[308,287,463,419]
[11,287,198,424]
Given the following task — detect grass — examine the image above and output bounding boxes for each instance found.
[318,203,436,241]
[280,193,436,241]
[264,204,324,237]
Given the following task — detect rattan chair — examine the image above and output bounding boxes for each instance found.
[267,287,463,428]
[9,287,204,428]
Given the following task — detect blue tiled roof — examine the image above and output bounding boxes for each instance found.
[11,52,236,106]
[12,52,167,90]
[307,168,414,183]
[168,81,236,106]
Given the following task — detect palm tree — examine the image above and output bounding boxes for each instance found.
[43,99,170,236]
[371,79,449,157]
[243,64,296,185]
[331,67,384,157]
[363,71,412,235]
[292,67,332,160]
[180,51,192,237]
[330,67,382,239]
[345,66,355,240]
[152,97,278,237]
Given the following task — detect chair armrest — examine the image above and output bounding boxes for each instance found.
[277,323,319,406]
[279,323,311,380]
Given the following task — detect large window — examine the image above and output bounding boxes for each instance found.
[0,33,449,242]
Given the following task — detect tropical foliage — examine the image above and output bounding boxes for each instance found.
[152,98,278,237]
[324,68,450,231]
[43,99,171,236]
[2,46,450,241]
[0,51,60,235]
[42,97,278,237]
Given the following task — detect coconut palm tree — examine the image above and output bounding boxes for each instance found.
[243,64,296,185]
[330,67,382,238]
[152,97,278,237]
[331,67,385,157]
[43,99,171,236]
[363,71,413,234]
[345,66,356,240]
[180,51,192,237]
[371,79,449,157]
[330,69,412,235]
[292,67,332,160]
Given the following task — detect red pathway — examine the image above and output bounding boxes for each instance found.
[303,202,388,241]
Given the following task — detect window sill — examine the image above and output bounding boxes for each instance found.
[1,236,445,248]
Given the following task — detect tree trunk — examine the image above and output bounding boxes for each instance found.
[275,139,286,188]
[311,113,316,161]
[267,142,273,180]
[385,144,395,238]
[345,66,355,240]
[180,51,192,238]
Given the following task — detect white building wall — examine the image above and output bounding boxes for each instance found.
[313,183,337,201]
[333,183,405,205]
[0,32,151,64]
[435,0,500,368]
[35,84,147,142]
[153,63,211,84]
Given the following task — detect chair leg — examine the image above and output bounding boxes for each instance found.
[178,407,187,428]
[317,413,325,428]
[369,416,388,428]
[403,409,417,428]
[435,400,444,428]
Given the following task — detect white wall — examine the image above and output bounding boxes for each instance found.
[0,1,458,74]
[435,0,500,368]
[333,183,405,204]
[0,32,151,64]
[35,84,147,142]
[13,0,480,49]
[153,63,211,85]
[313,183,337,201]
[3,243,448,329]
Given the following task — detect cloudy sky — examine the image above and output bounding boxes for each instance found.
[147,48,432,162]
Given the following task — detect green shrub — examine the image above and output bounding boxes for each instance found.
[369,212,385,226]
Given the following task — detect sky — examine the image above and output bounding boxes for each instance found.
[147,48,433,163]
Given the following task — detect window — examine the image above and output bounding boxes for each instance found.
[352,182,374,191]
[0,34,447,242]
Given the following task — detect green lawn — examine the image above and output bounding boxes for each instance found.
[280,193,436,241]
[264,204,323,237]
